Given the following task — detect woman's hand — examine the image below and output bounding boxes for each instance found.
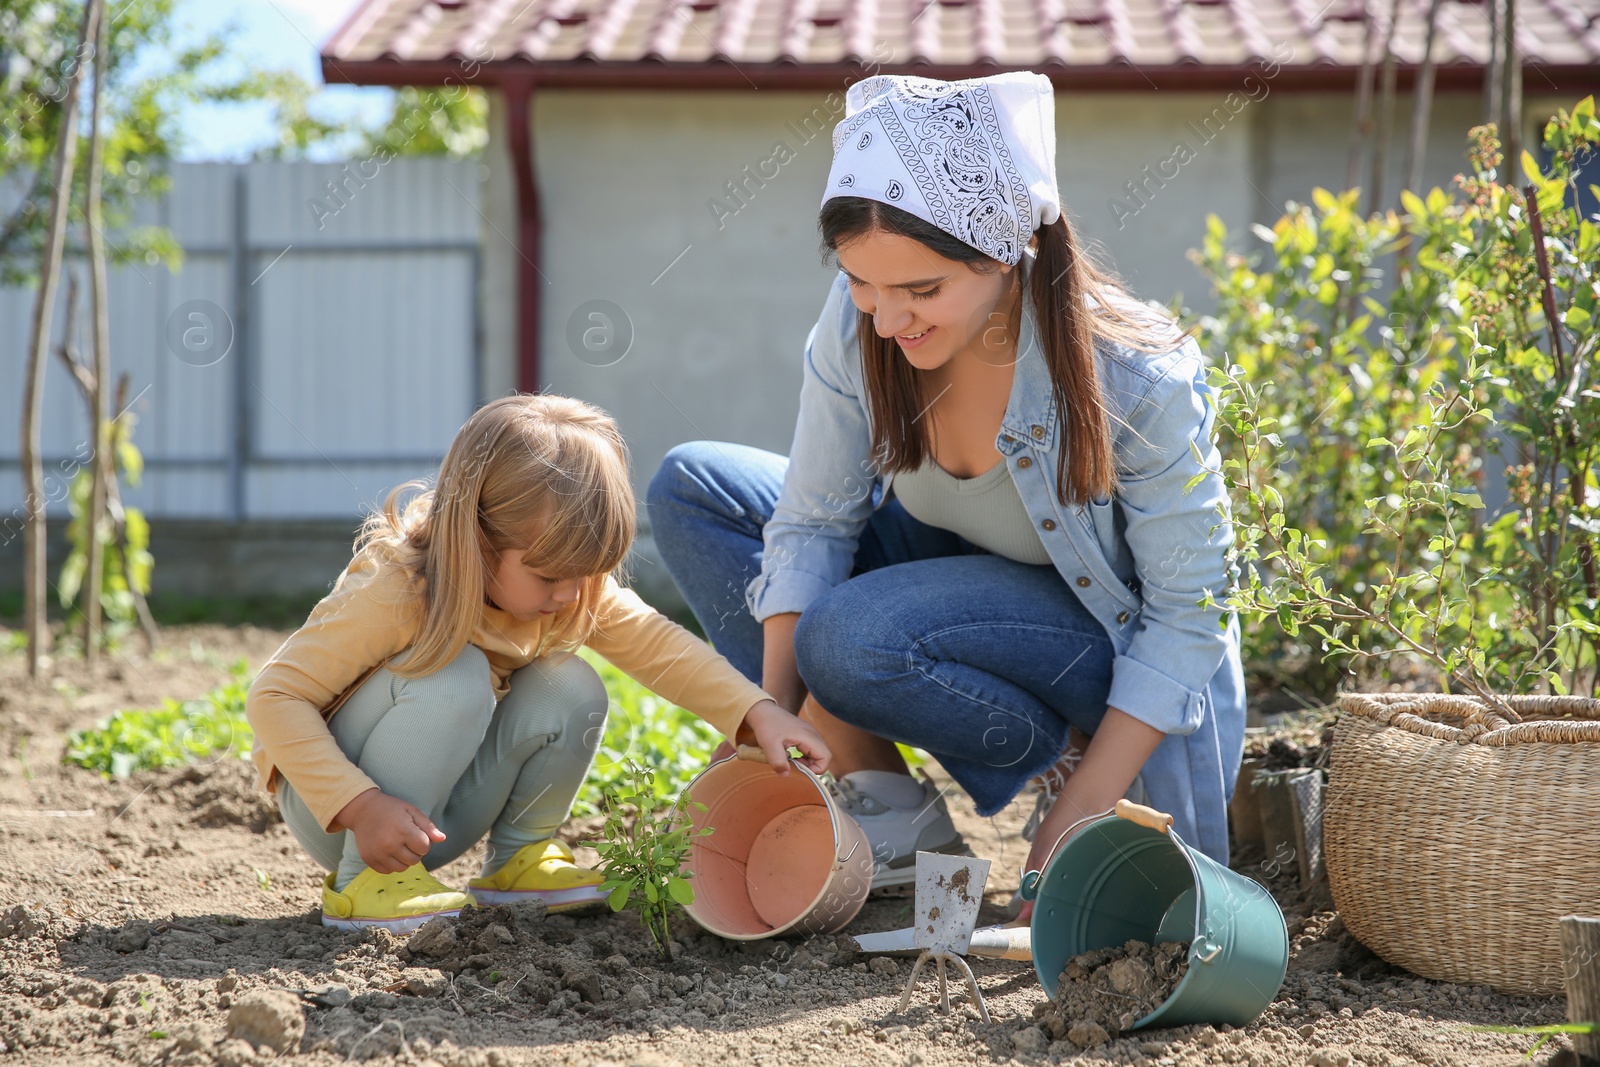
[1010,708,1166,925]
[737,699,832,776]
[333,788,447,874]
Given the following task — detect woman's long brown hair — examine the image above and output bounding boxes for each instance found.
[819,197,1182,506]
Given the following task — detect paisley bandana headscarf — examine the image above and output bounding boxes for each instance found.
[821,71,1062,266]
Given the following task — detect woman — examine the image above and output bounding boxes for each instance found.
[648,71,1244,910]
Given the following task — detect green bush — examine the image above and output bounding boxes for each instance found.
[64,661,253,777]
[1190,188,1481,702]
[1202,98,1600,700]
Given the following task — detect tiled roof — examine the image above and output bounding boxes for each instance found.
[321,0,1600,88]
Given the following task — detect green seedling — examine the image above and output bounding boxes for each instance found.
[254,868,272,892]
[594,758,710,962]
[1466,1021,1597,1060]
[63,661,253,778]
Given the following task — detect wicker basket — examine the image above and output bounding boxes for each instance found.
[1325,692,1600,995]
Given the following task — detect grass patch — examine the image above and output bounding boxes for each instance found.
[145,593,323,629]
[575,648,718,817]
[63,661,253,778]
[59,645,845,820]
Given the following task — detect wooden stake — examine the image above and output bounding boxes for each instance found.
[1559,916,1600,1064]
[1367,0,1404,213]
[83,0,111,665]
[20,0,100,677]
[1403,0,1444,197]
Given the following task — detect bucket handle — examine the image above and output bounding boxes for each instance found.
[1018,807,1112,901]
[1019,800,1178,902]
[1114,798,1174,834]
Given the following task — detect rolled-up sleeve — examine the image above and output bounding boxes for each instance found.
[745,273,882,622]
[1105,340,1235,735]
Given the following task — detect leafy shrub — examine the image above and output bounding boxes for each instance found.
[1190,189,1480,702]
[1203,98,1600,700]
[63,660,253,777]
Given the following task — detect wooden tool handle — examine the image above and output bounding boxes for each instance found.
[735,744,770,762]
[1114,798,1174,833]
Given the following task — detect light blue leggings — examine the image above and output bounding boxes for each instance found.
[276,644,609,890]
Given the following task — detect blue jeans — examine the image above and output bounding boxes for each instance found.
[647,441,1116,817]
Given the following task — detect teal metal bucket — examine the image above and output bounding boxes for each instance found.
[1018,801,1288,1029]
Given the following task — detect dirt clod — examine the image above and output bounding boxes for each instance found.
[113,919,151,952]
[561,962,603,1004]
[407,917,459,959]
[225,988,305,1054]
[1011,1025,1048,1052]
[1034,939,1189,1041]
[1067,1020,1111,1048]
[0,904,48,940]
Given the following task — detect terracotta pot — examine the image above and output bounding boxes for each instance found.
[681,754,872,939]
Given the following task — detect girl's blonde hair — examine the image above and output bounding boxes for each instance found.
[357,394,636,677]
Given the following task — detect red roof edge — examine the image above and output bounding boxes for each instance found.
[319,56,1600,95]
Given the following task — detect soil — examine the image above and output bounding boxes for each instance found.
[1033,940,1190,1048]
[0,623,1580,1066]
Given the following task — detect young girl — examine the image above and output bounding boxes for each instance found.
[649,71,1244,917]
[247,394,829,932]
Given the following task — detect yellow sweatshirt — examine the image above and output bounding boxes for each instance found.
[246,545,770,833]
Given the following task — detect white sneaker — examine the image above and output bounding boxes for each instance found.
[826,770,969,894]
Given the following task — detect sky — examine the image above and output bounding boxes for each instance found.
[167,0,390,161]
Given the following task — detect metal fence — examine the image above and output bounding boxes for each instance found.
[0,158,483,523]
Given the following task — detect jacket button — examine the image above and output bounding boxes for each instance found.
[1017,456,1032,469]
[1076,576,1091,588]
[1031,425,1046,440]
[1117,610,1130,623]
[1041,519,1056,531]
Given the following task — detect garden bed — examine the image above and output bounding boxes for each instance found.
[0,624,1575,1066]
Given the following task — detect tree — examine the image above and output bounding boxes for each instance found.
[17,0,96,676]
[358,86,489,159]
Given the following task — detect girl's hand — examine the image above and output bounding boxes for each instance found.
[334,788,447,874]
[738,699,832,776]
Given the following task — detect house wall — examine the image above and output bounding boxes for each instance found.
[487,87,1265,481]
[481,85,1508,614]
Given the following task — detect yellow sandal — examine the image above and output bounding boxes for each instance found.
[468,839,607,913]
[321,864,471,933]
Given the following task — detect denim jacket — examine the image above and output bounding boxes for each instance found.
[744,261,1246,862]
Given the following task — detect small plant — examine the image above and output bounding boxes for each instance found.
[63,660,253,777]
[593,758,710,962]
[1466,1021,1597,1060]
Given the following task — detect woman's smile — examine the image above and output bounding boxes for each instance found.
[897,326,935,348]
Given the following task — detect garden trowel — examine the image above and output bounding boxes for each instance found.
[849,852,1024,1022]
